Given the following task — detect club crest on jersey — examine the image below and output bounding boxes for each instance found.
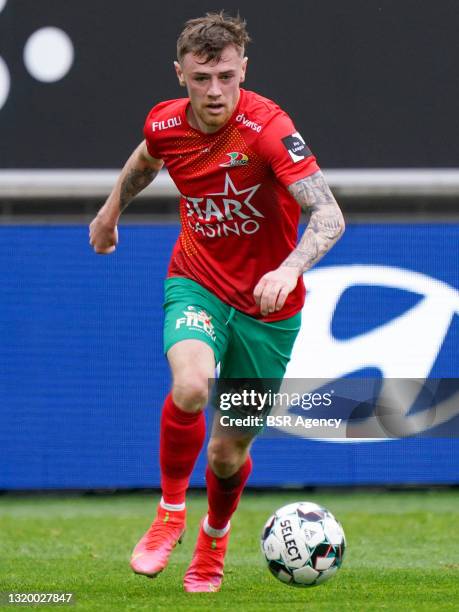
[219,152,249,168]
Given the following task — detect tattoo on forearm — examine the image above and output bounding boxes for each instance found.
[288,170,336,207]
[119,168,158,213]
[285,171,345,273]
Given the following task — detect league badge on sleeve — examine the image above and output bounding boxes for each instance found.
[282,132,312,163]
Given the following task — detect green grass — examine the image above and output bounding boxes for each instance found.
[1,491,458,611]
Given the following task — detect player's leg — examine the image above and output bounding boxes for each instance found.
[183,309,301,592]
[131,279,229,578]
[205,420,254,533]
[160,339,214,508]
[183,419,254,592]
[131,339,215,578]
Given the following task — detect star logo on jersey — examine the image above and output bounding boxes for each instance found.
[219,151,249,168]
[207,173,261,213]
[183,173,264,239]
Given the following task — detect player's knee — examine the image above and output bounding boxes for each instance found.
[172,375,209,413]
[207,438,247,478]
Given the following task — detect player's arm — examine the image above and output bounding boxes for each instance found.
[89,140,164,254]
[284,170,345,272]
[254,170,345,315]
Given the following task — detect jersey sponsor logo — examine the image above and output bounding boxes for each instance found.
[151,116,182,131]
[282,132,312,163]
[274,265,459,442]
[236,113,263,132]
[183,173,263,239]
[175,305,217,341]
[219,152,249,168]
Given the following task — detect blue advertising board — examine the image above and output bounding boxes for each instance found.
[0,224,458,488]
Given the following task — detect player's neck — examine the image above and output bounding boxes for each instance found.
[186,108,217,134]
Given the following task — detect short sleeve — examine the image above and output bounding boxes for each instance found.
[143,108,161,159]
[258,110,320,187]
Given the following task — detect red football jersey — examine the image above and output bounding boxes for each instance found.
[143,88,320,321]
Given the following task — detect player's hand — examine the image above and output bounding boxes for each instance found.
[253,266,300,316]
[89,214,118,254]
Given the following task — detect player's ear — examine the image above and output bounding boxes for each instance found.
[240,56,248,83]
[174,61,186,87]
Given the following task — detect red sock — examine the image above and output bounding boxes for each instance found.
[206,456,253,530]
[160,393,206,505]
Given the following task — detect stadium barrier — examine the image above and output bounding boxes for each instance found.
[1,169,459,199]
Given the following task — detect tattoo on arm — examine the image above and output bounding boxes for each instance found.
[284,170,345,273]
[119,167,159,213]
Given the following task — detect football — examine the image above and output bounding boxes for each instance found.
[260,501,346,587]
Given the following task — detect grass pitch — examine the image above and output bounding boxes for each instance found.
[1,490,458,611]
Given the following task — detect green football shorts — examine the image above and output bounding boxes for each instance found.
[163,277,301,431]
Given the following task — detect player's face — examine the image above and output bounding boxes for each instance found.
[175,45,247,134]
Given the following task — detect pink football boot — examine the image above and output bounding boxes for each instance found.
[130,505,186,577]
[183,520,230,592]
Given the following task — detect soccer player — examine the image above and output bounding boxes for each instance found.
[89,12,345,592]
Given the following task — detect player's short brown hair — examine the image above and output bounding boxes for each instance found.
[177,12,250,64]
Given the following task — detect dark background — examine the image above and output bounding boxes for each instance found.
[0,0,457,168]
